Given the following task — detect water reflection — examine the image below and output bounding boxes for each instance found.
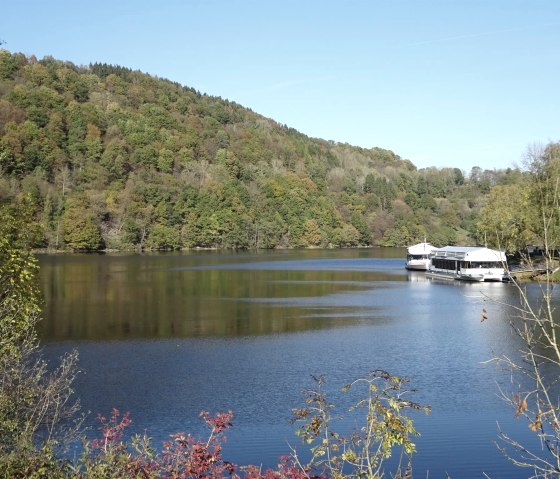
[37,250,560,478]
[38,251,404,340]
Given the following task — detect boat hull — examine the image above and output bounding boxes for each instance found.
[459,273,485,282]
[426,269,506,282]
[405,260,430,271]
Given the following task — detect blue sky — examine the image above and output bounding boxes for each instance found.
[2,0,559,172]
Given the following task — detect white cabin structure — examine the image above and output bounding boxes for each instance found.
[427,246,508,282]
[405,242,437,271]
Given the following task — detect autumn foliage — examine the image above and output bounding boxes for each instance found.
[72,371,430,479]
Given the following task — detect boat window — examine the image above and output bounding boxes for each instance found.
[432,258,456,270]
[470,262,504,268]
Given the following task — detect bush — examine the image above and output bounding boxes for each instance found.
[0,201,81,478]
[73,371,429,479]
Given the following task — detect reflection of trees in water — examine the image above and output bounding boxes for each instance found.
[37,254,398,340]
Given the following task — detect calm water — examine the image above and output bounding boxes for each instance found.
[38,249,556,478]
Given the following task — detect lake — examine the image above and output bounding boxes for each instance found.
[38,249,552,478]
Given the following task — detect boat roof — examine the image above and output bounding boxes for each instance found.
[407,242,437,254]
[431,246,506,262]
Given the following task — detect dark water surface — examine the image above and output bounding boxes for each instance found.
[38,249,554,478]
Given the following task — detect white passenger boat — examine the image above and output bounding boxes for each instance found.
[405,242,437,271]
[426,246,508,282]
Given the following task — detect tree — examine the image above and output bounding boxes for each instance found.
[523,142,560,249]
[61,198,103,251]
[476,183,533,252]
[0,50,494,250]
[350,211,370,245]
[363,175,396,211]
[0,202,81,476]
[144,222,181,250]
[302,219,323,247]
[0,49,28,80]
[483,142,560,477]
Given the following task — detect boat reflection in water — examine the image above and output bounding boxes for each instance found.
[406,270,432,283]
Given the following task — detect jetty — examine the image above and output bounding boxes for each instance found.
[507,263,557,281]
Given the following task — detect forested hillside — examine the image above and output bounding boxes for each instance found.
[0,50,522,251]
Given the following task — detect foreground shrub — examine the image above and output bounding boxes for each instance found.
[72,371,429,479]
[0,201,81,478]
[73,409,236,479]
[291,371,430,479]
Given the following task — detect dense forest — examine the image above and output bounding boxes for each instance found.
[0,50,555,252]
